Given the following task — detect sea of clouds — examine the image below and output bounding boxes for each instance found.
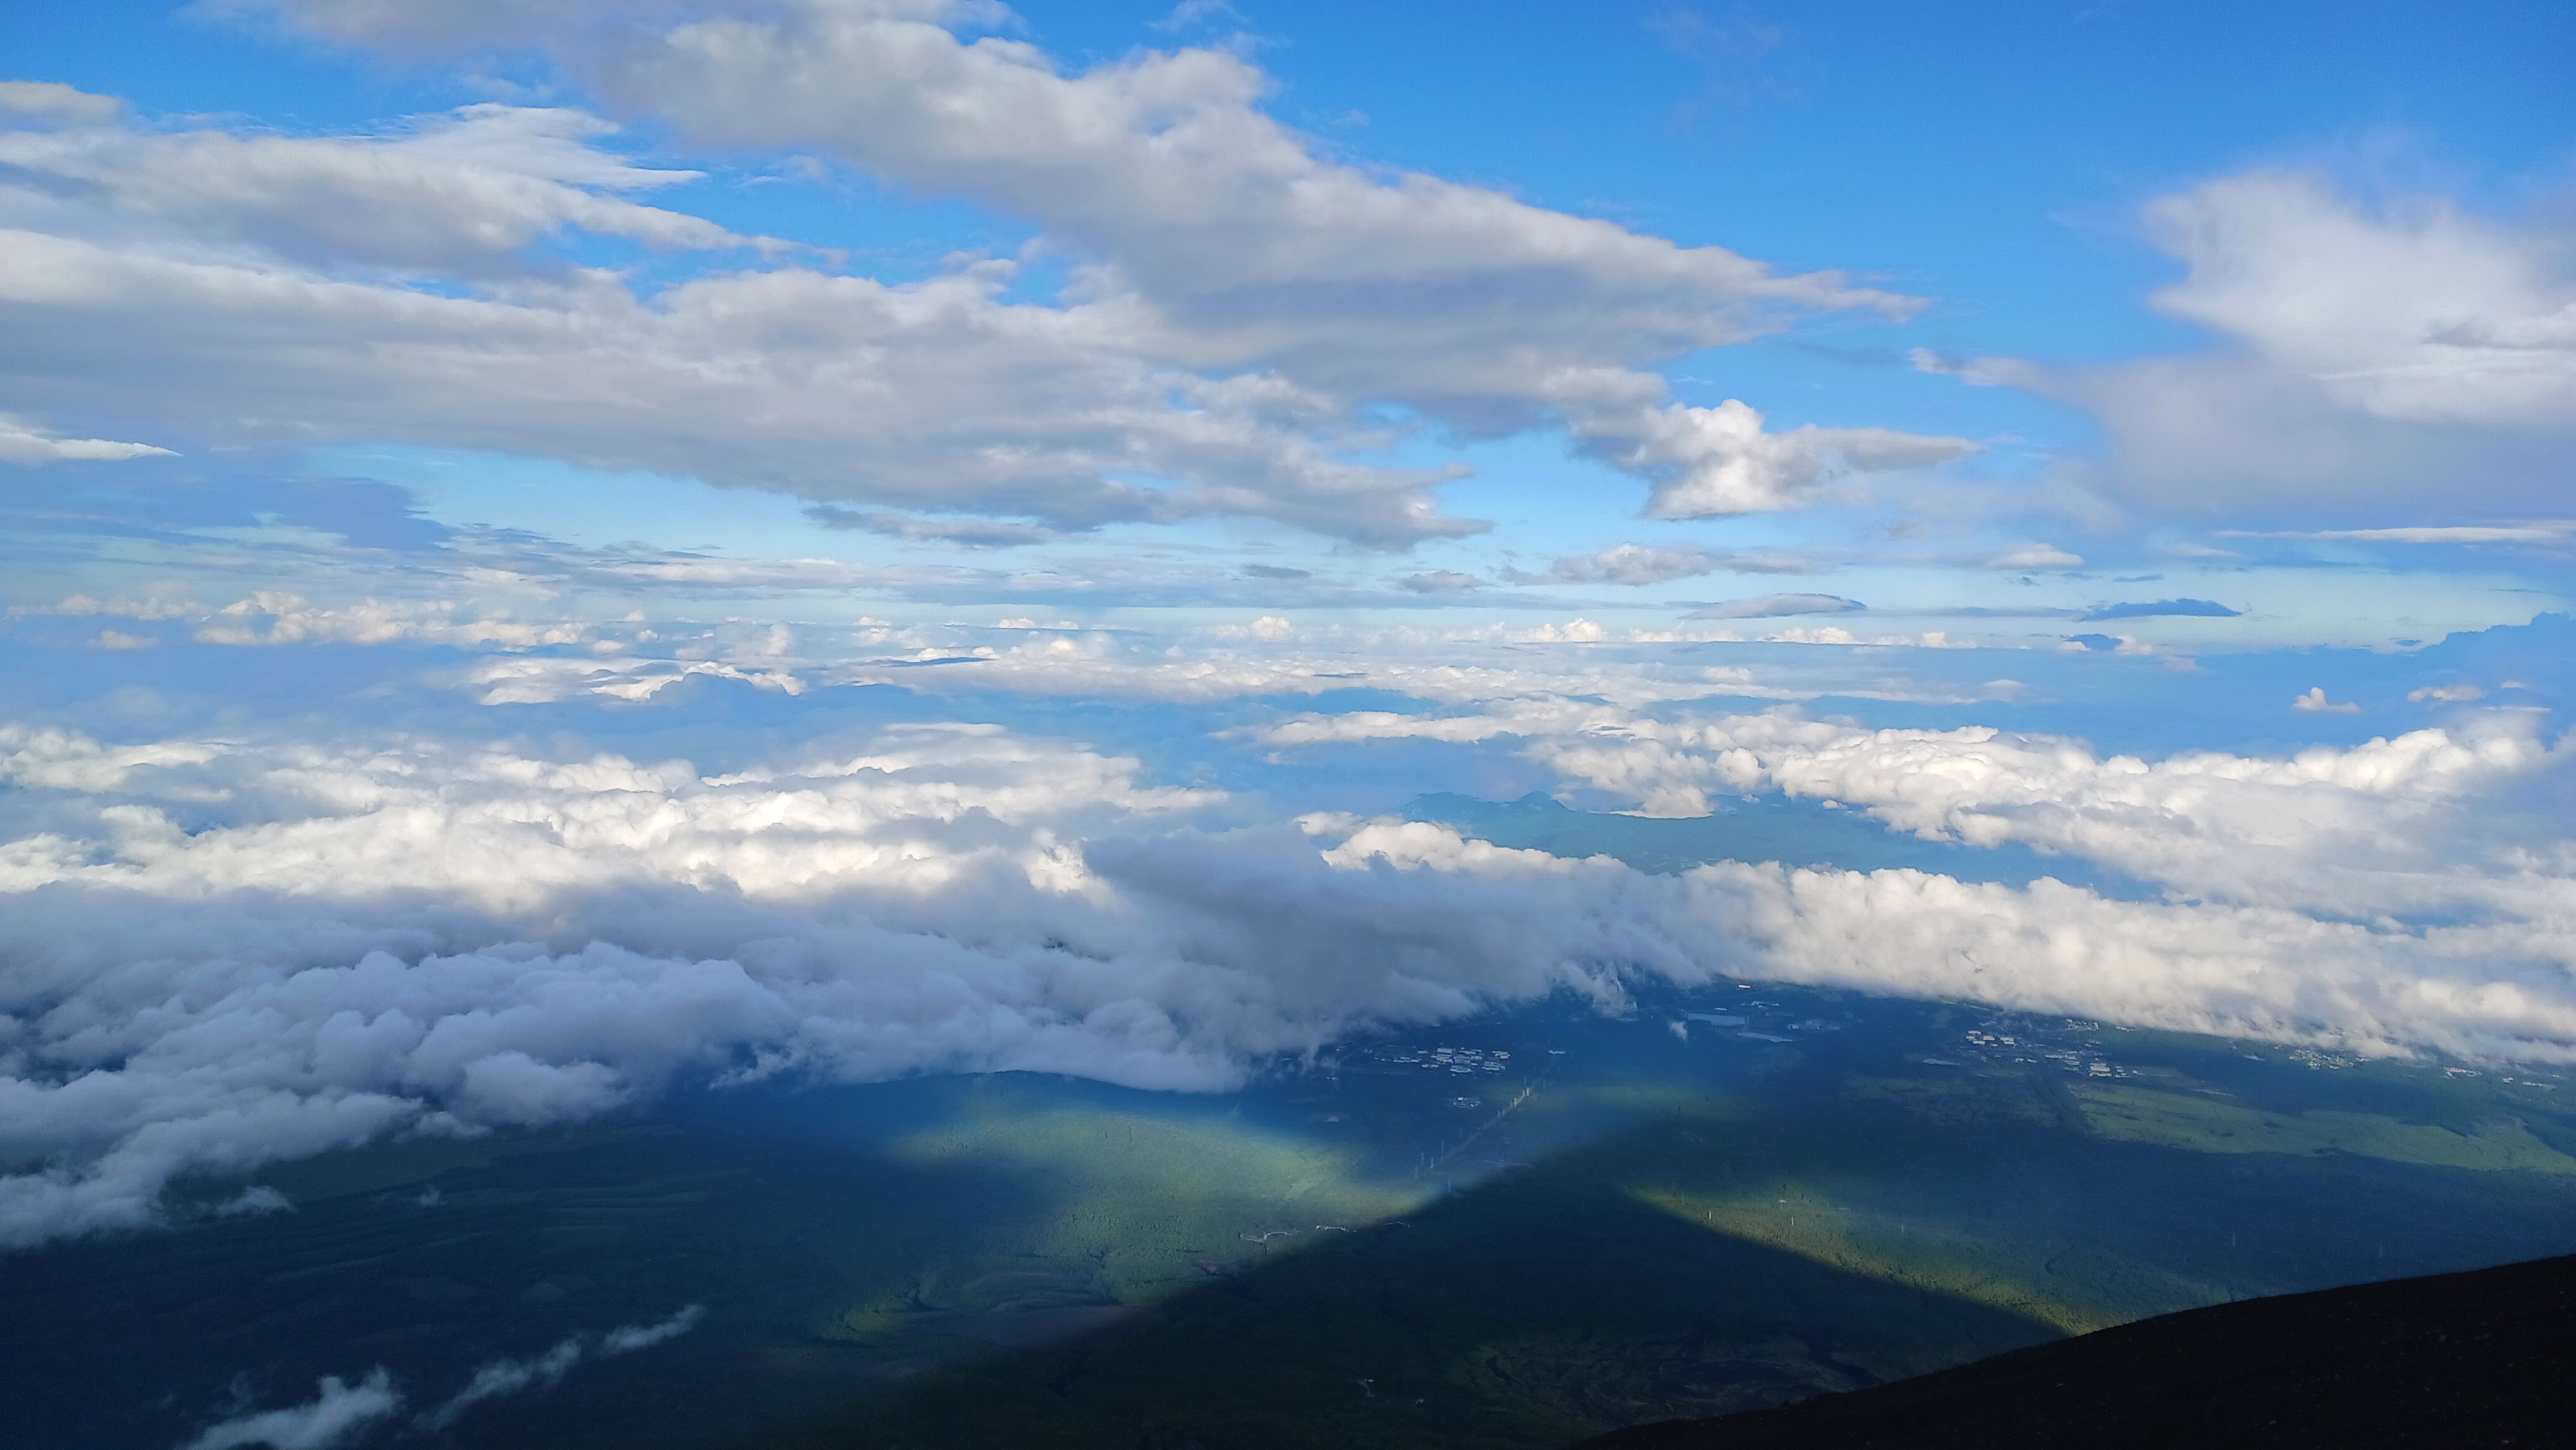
[4,620,2572,1252]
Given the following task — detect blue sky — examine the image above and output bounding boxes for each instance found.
[4,0,2576,1259]
[5,0,2572,650]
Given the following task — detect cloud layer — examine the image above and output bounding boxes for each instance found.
[0,1,1980,545]
[6,682,2574,1251]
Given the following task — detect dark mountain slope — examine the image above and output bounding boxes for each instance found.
[1577,1252,2576,1450]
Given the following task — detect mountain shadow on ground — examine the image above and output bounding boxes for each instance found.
[1577,1251,2576,1450]
[744,1110,2063,1450]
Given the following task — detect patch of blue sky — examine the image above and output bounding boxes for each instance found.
[1662,336,2092,446]
[1041,0,2575,352]
[3,1,2565,644]
[317,445,846,554]
[12,0,436,126]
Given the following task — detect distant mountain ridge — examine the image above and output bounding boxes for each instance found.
[1575,1252,2576,1449]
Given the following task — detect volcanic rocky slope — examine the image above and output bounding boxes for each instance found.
[1578,1252,2576,1450]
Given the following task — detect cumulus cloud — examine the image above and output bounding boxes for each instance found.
[1268,697,2568,920]
[523,1,1915,411]
[1683,593,1863,620]
[0,90,1463,544]
[2293,686,2361,714]
[0,205,1462,546]
[1940,171,2576,517]
[1338,818,2576,1070]
[181,1370,400,1450]
[1644,710,2556,904]
[2145,172,2575,428]
[1554,385,1979,517]
[4,2,1964,539]
[189,593,591,649]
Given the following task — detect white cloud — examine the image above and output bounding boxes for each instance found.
[1335,818,2576,1069]
[193,594,591,649]
[1553,385,1978,517]
[2226,523,2576,546]
[9,592,597,653]
[1503,544,1822,587]
[1399,570,1482,594]
[0,92,1473,544]
[557,4,1914,413]
[215,1185,294,1218]
[2409,684,2484,703]
[0,102,756,277]
[1512,618,1612,643]
[181,1370,400,1450]
[0,723,227,793]
[806,506,1060,548]
[42,3,1957,534]
[4,699,2575,1250]
[0,81,121,124]
[2145,172,2576,428]
[418,1306,699,1430]
[1250,698,1628,748]
[0,717,1693,1245]
[600,1304,705,1353]
[462,654,810,705]
[2293,685,2360,714]
[420,1340,583,1432]
[1986,543,2084,570]
[1683,593,1863,620]
[1529,543,1720,586]
[0,211,1467,544]
[15,592,200,620]
[1943,171,2576,517]
[1275,698,2567,921]
[0,415,173,464]
[1520,704,2536,858]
